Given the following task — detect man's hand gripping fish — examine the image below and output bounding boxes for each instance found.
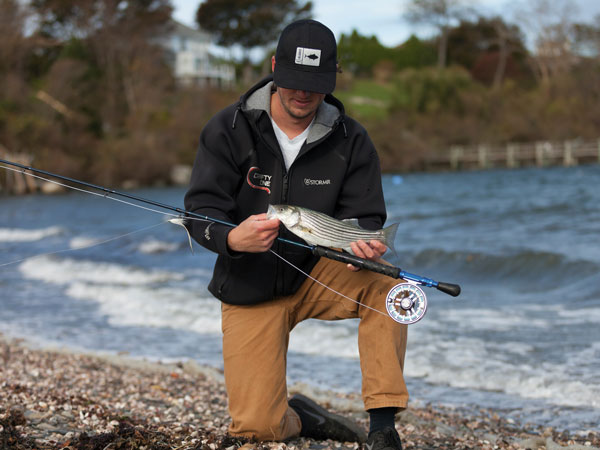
[267,204,398,255]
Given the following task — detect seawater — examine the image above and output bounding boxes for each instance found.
[1,166,599,433]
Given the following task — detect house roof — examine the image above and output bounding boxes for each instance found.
[169,19,212,43]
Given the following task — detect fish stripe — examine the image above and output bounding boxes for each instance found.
[267,205,395,254]
[299,211,384,244]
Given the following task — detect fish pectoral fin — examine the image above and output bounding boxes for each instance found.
[296,224,314,235]
[343,246,356,256]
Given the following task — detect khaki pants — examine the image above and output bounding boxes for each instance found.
[221,257,409,441]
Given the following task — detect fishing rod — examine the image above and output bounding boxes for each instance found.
[0,158,461,300]
[313,246,460,297]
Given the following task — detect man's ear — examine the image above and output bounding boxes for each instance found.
[271,56,276,73]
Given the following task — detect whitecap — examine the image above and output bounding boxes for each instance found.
[19,255,184,286]
[65,282,221,334]
[0,226,64,242]
[404,333,600,409]
[69,237,103,249]
[138,239,179,254]
[440,307,551,331]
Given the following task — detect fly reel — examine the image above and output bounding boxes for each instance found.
[385,282,428,324]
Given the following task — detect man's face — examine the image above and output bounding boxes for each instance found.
[276,87,325,120]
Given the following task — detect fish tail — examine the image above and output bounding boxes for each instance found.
[383,222,399,255]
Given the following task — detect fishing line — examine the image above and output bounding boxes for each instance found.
[269,249,390,318]
[1,164,214,228]
[0,166,208,265]
[2,161,459,323]
[0,220,168,268]
[1,165,183,218]
[3,164,390,315]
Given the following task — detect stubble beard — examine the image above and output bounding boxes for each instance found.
[278,90,317,121]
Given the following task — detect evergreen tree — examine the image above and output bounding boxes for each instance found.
[196,0,312,60]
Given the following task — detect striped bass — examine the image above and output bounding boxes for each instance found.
[267,204,398,255]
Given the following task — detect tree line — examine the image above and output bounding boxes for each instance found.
[1,0,599,186]
[334,0,600,170]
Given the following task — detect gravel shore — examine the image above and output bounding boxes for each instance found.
[1,335,598,450]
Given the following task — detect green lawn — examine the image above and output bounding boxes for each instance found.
[335,79,394,121]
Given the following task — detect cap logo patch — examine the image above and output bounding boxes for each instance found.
[294,47,321,66]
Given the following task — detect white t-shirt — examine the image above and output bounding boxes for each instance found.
[270,117,315,170]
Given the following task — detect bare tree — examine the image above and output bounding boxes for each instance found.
[0,0,30,85]
[513,0,579,84]
[489,17,525,90]
[31,0,173,132]
[571,15,600,59]
[446,16,527,89]
[0,0,34,152]
[404,0,476,68]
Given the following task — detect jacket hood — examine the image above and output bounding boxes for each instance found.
[237,75,346,143]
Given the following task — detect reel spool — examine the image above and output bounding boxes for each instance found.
[385,282,428,324]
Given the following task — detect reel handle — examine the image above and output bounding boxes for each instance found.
[436,281,461,297]
[312,246,400,278]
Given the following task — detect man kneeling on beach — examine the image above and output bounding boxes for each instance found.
[184,19,408,450]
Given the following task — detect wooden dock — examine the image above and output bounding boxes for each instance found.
[426,139,600,171]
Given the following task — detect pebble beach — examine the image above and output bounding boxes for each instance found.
[1,335,598,450]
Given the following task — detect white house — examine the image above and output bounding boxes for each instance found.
[161,20,235,88]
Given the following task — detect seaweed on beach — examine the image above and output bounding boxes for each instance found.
[63,421,267,450]
[0,412,252,450]
[0,407,37,450]
[65,421,172,450]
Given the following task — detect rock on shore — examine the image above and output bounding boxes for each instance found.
[1,335,598,450]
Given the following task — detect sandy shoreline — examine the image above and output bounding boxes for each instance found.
[1,335,598,450]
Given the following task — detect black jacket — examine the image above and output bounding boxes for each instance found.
[184,75,387,305]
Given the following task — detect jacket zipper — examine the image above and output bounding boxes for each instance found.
[282,172,289,203]
[276,167,290,296]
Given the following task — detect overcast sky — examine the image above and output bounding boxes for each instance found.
[172,0,600,49]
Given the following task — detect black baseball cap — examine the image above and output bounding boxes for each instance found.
[274,19,337,94]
